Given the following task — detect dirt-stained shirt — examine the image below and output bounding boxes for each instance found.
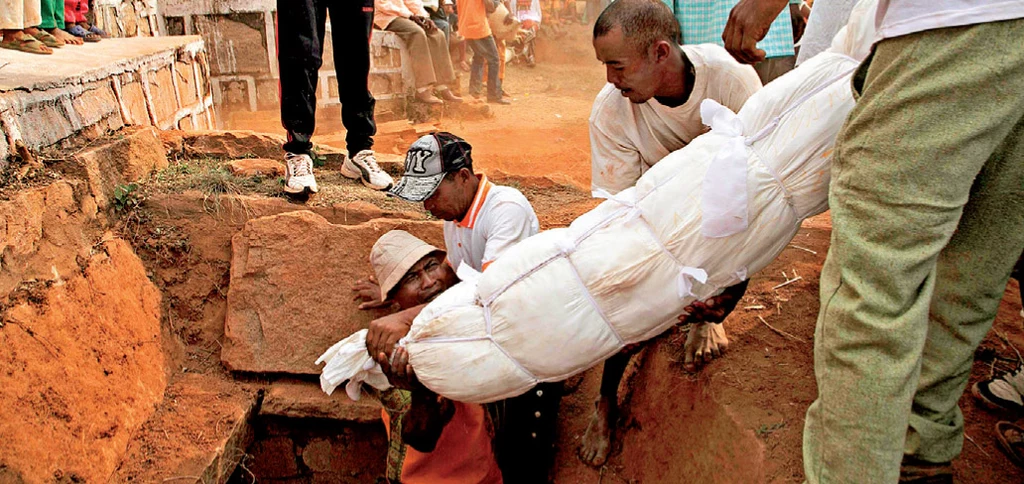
[589,44,762,195]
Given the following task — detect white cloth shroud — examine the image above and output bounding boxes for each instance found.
[317,0,879,404]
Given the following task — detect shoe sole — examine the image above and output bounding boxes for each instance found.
[342,160,392,191]
[971,382,1024,415]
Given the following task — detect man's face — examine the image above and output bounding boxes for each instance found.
[392,252,458,309]
[423,169,475,221]
[594,26,662,104]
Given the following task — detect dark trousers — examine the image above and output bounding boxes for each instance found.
[277,0,376,157]
[488,381,563,483]
[467,36,501,100]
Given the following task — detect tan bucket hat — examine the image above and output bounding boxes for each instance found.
[371,230,444,301]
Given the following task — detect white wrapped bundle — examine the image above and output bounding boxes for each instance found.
[318,0,878,404]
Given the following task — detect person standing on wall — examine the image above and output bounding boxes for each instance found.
[276,0,395,197]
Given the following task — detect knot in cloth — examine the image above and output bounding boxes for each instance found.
[700,100,750,238]
[592,188,643,223]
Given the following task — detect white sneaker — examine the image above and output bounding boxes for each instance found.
[342,150,394,191]
[283,152,318,195]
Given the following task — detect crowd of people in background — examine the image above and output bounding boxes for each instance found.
[1,0,108,54]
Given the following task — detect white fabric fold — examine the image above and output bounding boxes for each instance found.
[676,267,709,299]
[700,100,750,238]
[315,329,391,401]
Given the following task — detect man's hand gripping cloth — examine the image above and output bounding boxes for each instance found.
[319,0,879,404]
[316,329,391,401]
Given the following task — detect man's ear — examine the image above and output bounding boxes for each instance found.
[652,40,673,64]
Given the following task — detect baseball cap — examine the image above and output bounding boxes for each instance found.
[388,132,473,202]
[370,230,445,301]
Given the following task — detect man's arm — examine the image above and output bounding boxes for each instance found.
[366,304,425,365]
[722,0,791,64]
[678,280,750,325]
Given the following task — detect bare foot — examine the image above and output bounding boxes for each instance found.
[683,322,728,372]
[579,397,613,467]
[48,28,82,45]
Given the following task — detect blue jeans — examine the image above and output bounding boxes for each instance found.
[467,36,501,100]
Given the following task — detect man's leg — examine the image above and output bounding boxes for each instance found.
[907,115,1024,466]
[467,38,487,96]
[385,18,439,91]
[327,0,376,158]
[580,348,639,466]
[425,28,457,88]
[803,19,1024,483]
[277,0,325,157]
[476,36,504,102]
[492,381,564,482]
[328,0,394,190]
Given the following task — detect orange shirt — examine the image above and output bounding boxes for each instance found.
[457,0,492,40]
[382,401,503,484]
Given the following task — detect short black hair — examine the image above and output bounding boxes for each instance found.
[593,0,682,53]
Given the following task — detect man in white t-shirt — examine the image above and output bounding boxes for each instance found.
[579,0,761,468]
[364,132,562,482]
[729,1,1024,481]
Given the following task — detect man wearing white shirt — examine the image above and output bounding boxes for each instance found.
[579,0,761,467]
[726,1,1024,481]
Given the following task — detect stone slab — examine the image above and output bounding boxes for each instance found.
[0,37,205,92]
[261,379,381,423]
[222,211,444,375]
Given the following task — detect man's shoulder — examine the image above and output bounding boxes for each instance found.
[685,43,751,74]
[487,183,534,210]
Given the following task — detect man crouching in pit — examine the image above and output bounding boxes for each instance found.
[353,230,503,483]
[359,132,563,483]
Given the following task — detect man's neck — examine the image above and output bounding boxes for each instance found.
[653,49,696,108]
[454,174,482,223]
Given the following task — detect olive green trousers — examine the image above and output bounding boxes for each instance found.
[803,18,1024,483]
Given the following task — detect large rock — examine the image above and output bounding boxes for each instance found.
[223,211,444,374]
[0,239,166,483]
[69,126,169,210]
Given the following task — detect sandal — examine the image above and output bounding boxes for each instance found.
[0,36,53,54]
[66,24,100,42]
[30,30,62,48]
[996,421,1024,468]
[85,24,109,38]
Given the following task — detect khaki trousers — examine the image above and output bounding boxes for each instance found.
[803,18,1024,483]
[0,0,42,30]
[386,17,457,89]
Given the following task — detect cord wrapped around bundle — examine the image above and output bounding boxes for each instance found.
[318,0,879,404]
